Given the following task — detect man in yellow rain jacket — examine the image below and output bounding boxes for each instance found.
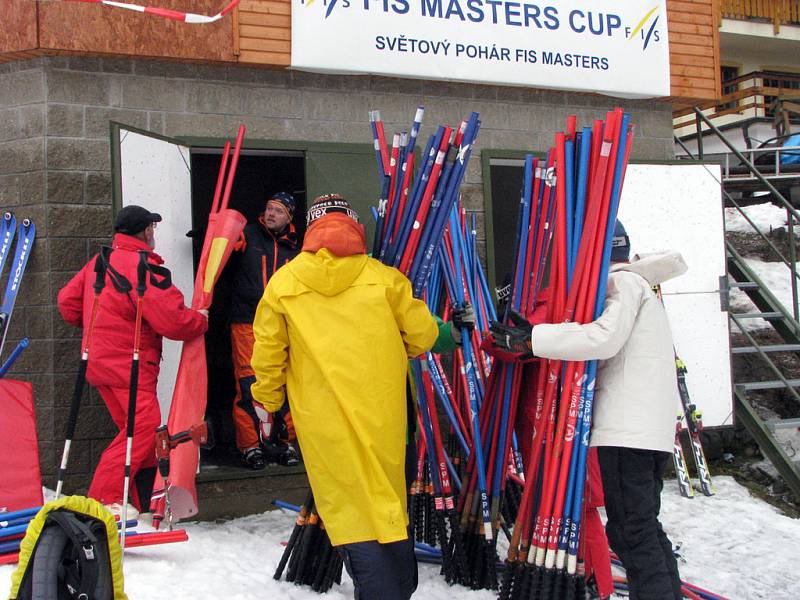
[250,194,471,599]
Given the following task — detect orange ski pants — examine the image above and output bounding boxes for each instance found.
[231,323,294,452]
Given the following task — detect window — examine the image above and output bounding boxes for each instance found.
[720,66,740,111]
[762,72,800,117]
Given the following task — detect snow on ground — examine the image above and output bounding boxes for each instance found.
[725,203,787,233]
[3,477,799,599]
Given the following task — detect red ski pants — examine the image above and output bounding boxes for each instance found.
[231,323,294,452]
[88,385,160,510]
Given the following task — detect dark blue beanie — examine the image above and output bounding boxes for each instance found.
[610,220,630,262]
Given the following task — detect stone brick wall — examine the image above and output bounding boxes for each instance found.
[0,55,675,496]
[0,61,55,488]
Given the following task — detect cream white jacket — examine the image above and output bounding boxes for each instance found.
[531,252,688,453]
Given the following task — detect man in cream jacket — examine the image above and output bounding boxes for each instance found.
[493,222,686,600]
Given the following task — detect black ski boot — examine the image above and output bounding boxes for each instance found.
[242,446,266,470]
[264,440,300,467]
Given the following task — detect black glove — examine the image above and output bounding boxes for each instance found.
[451,303,476,332]
[489,309,533,357]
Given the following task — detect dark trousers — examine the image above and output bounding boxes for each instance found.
[339,537,418,600]
[598,447,682,600]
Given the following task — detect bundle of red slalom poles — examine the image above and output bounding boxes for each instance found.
[368,107,639,595]
[499,108,633,599]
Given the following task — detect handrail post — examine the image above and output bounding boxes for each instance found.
[695,111,704,159]
[789,207,799,322]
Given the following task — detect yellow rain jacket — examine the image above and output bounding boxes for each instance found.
[250,248,439,546]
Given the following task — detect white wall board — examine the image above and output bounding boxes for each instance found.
[618,163,731,427]
[119,128,193,420]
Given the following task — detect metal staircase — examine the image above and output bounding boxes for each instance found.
[677,108,800,501]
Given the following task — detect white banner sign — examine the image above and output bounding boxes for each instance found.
[291,0,671,98]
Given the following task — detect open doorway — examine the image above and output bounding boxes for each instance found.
[189,149,306,466]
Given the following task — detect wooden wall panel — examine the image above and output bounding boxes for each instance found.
[667,0,721,102]
[38,0,235,62]
[236,0,291,66]
[1,0,720,105]
[0,0,38,53]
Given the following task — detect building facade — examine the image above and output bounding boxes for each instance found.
[0,0,720,513]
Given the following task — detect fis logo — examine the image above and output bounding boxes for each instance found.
[302,0,350,19]
[626,5,661,51]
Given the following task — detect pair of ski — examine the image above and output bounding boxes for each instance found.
[653,285,715,498]
[672,356,716,498]
[0,211,36,363]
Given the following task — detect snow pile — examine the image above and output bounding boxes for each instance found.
[660,477,800,599]
[3,477,799,599]
[730,258,800,330]
[722,202,798,330]
[725,203,787,233]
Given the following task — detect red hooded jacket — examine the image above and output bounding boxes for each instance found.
[57,234,208,393]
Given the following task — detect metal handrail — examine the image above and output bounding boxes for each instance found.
[730,312,800,404]
[692,108,800,220]
[728,243,800,332]
[674,135,800,295]
[678,109,800,322]
[722,145,800,179]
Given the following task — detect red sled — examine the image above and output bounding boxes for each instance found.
[0,379,43,513]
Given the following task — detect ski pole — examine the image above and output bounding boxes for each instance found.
[120,250,148,554]
[274,490,313,581]
[0,337,28,378]
[56,247,113,498]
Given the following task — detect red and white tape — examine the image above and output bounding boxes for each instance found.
[66,0,240,24]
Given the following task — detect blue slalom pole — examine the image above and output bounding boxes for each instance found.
[564,140,576,279]
[392,129,444,268]
[511,155,534,312]
[0,507,41,522]
[426,352,470,457]
[408,145,459,288]
[572,128,592,266]
[387,133,436,266]
[413,113,480,296]
[450,203,493,541]
[372,175,391,256]
[272,500,302,512]
[0,337,28,378]
[566,113,631,571]
[406,106,425,157]
[380,132,409,260]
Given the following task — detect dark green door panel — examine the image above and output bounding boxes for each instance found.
[305,149,381,247]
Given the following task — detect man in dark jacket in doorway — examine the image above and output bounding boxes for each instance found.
[230,191,300,469]
[58,205,209,514]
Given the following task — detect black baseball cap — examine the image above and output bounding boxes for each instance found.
[114,205,162,235]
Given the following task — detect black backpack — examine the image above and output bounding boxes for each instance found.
[12,508,115,600]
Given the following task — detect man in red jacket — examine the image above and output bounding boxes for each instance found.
[58,205,209,513]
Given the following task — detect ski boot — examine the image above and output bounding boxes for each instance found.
[263,440,300,467]
[242,446,266,470]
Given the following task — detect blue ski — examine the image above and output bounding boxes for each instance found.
[0,212,17,276]
[0,219,36,358]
